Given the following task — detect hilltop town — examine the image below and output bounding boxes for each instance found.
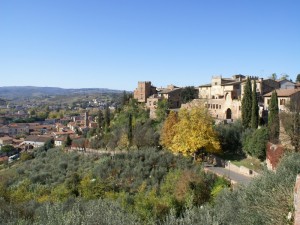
[0,74,299,165]
[134,74,300,121]
[1,74,300,224]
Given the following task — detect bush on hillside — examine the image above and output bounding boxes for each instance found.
[164,152,300,225]
[242,127,269,160]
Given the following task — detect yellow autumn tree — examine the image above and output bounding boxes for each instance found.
[160,111,178,148]
[170,106,221,158]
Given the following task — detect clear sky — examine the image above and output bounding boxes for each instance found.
[0,0,299,91]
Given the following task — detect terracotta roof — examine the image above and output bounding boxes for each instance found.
[199,83,211,87]
[0,156,8,162]
[0,136,13,141]
[264,89,300,97]
[53,130,75,135]
[159,87,181,94]
[222,81,241,86]
[25,135,52,143]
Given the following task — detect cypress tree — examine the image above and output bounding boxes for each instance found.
[128,113,133,147]
[64,135,72,147]
[97,110,104,136]
[104,106,110,133]
[268,91,279,143]
[241,77,252,129]
[251,81,259,129]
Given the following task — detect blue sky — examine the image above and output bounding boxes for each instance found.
[0,0,299,91]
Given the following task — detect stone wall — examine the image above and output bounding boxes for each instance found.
[294,174,300,225]
[225,162,259,177]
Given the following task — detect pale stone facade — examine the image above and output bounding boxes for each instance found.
[264,89,300,111]
[197,75,279,122]
[145,84,182,119]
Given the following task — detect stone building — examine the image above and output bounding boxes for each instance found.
[133,81,157,103]
[264,89,300,111]
[195,75,279,122]
[144,85,182,119]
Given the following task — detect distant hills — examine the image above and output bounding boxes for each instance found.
[0,86,124,99]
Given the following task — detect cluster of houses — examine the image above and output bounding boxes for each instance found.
[0,111,99,162]
[134,75,300,122]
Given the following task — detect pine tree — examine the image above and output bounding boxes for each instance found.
[241,77,252,129]
[251,81,259,129]
[268,91,279,143]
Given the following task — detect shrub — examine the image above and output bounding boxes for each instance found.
[242,127,269,160]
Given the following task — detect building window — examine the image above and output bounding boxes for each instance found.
[267,99,270,104]
[280,99,286,105]
[215,82,217,85]
[219,105,221,109]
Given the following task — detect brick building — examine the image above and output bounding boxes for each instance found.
[133,81,157,103]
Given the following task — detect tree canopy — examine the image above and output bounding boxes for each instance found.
[296,74,300,83]
[251,81,259,129]
[241,77,252,129]
[180,86,198,104]
[268,91,279,143]
[161,107,221,158]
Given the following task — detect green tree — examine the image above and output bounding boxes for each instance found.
[44,139,54,150]
[64,135,72,147]
[155,99,169,122]
[215,120,243,155]
[0,145,15,155]
[20,152,33,161]
[269,73,277,80]
[133,120,159,149]
[242,127,269,160]
[65,172,80,196]
[241,77,252,129]
[121,91,128,107]
[97,109,104,136]
[268,91,279,143]
[279,73,289,80]
[280,103,300,152]
[296,74,300,83]
[180,86,197,104]
[128,113,133,147]
[251,81,259,129]
[104,106,111,133]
